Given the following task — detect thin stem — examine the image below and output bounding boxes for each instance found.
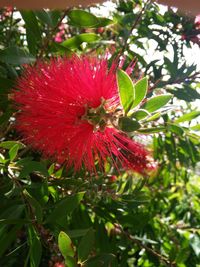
[37,9,70,59]
[119,0,152,58]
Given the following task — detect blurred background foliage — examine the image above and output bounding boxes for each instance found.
[0,0,200,266]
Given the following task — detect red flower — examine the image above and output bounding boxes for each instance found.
[13,56,154,174]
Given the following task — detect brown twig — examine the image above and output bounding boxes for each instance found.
[121,228,177,267]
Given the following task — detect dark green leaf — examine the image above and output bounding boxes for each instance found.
[23,190,43,223]
[119,117,141,132]
[117,69,135,114]
[28,226,42,267]
[17,161,49,178]
[46,192,85,223]
[21,11,41,55]
[131,109,149,120]
[78,229,95,262]
[68,10,99,28]
[0,47,35,65]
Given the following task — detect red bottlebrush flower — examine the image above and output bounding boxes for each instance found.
[13,56,154,175]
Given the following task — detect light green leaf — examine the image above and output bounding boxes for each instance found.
[141,94,172,113]
[9,144,19,161]
[118,117,141,132]
[68,9,99,28]
[61,33,100,49]
[0,141,25,150]
[117,69,135,114]
[138,127,166,133]
[132,77,148,108]
[175,110,200,123]
[145,112,161,122]
[58,231,75,259]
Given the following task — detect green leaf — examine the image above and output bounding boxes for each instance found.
[34,10,54,27]
[0,141,25,150]
[118,117,141,132]
[21,11,41,55]
[190,124,200,131]
[28,226,42,267]
[78,229,95,262]
[145,112,161,122]
[46,192,85,223]
[0,225,22,258]
[132,77,148,108]
[17,161,49,178]
[9,144,19,161]
[175,110,200,123]
[117,69,135,114]
[141,94,172,113]
[96,17,115,27]
[68,10,99,28]
[138,127,166,133]
[131,109,149,120]
[23,190,43,224]
[0,46,35,65]
[61,33,100,49]
[190,234,200,257]
[65,256,78,267]
[0,77,13,92]
[167,123,184,135]
[58,231,75,259]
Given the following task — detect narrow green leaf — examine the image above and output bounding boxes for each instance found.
[28,226,42,267]
[0,141,25,150]
[138,127,166,133]
[46,192,85,223]
[118,117,141,132]
[117,69,135,114]
[145,112,161,122]
[34,10,54,27]
[21,11,41,55]
[97,17,115,27]
[58,231,75,259]
[175,110,200,123]
[167,123,184,135]
[78,229,95,262]
[141,94,172,113]
[190,124,200,131]
[9,144,19,161]
[0,47,35,65]
[68,10,99,28]
[61,33,100,49]
[132,77,148,108]
[18,161,49,178]
[23,190,43,224]
[131,109,149,120]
